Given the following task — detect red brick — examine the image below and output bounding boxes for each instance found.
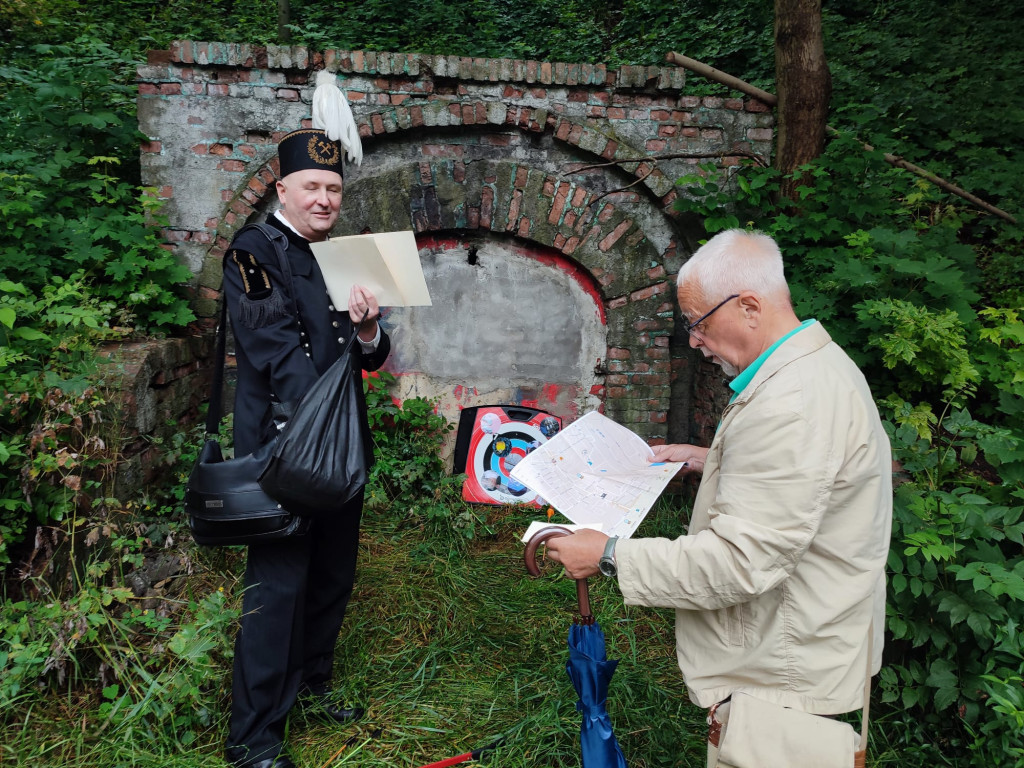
[644,347,670,360]
[608,348,631,360]
[646,139,667,152]
[159,83,182,95]
[230,199,253,216]
[746,99,772,113]
[139,84,159,95]
[548,182,570,225]
[209,143,232,156]
[506,190,522,230]
[647,264,666,280]
[517,218,530,238]
[208,84,229,96]
[599,219,633,252]
[608,296,627,310]
[634,319,666,331]
[747,127,774,141]
[218,160,246,172]
[480,187,494,228]
[372,114,385,134]
[422,144,462,157]
[630,282,669,302]
[141,140,162,153]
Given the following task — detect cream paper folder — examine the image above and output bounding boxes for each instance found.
[310,231,432,308]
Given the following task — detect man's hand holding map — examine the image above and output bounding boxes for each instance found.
[510,411,685,539]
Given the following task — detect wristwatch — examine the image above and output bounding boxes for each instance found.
[598,536,619,578]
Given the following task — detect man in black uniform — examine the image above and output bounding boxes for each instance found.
[222,126,390,768]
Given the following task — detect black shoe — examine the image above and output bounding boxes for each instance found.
[235,756,296,768]
[294,687,365,725]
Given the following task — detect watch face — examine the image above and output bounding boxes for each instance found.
[599,558,617,578]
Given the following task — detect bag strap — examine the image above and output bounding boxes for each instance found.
[206,221,369,435]
[205,223,293,437]
[205,298,229,436]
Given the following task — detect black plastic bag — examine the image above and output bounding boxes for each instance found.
[258,331,367,514]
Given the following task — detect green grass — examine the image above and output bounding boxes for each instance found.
[0,494,709,767]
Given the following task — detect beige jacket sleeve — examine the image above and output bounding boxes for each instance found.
[617,400,839,610]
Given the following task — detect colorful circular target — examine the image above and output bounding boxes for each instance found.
[466,421,550,504]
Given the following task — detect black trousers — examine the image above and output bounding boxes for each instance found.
[225,492,363,765]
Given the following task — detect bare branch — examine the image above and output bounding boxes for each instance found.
[567,150,770,204]
[665,51,1018,224]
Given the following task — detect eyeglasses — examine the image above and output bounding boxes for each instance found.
[685,294,739,337]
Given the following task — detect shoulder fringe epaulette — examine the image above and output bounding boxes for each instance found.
[230,249,290,329]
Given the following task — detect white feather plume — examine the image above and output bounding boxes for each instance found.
[312,70,363,166]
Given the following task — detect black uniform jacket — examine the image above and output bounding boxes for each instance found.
[222,215,391,460]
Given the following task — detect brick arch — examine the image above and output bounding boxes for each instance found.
[140,43,773,441]
[204,149,675,432]
[350,98,680,206]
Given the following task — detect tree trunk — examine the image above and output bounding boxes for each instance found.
[774,0,831,201]
[278,0,291,43]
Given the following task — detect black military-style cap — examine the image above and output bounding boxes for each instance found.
[278,128,343,178]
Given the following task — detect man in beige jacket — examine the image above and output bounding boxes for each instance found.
[547,229,891,766]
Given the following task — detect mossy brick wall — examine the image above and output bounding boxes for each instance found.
[136,41,772,446]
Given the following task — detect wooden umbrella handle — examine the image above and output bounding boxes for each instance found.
[523,526,595,624]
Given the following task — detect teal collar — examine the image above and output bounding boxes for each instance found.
[728,319,817,401]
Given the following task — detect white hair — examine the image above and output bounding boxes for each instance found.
[676,229,790,303]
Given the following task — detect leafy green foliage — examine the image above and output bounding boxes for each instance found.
[0,38,195,332]
[674,126,1024,766]
[0,36,195,566]
[362,370,486,539]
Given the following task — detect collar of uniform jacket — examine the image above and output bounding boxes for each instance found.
[267,212,314,277]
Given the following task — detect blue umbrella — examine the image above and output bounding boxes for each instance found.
[567,621,628,768]
[525,527,629,768]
